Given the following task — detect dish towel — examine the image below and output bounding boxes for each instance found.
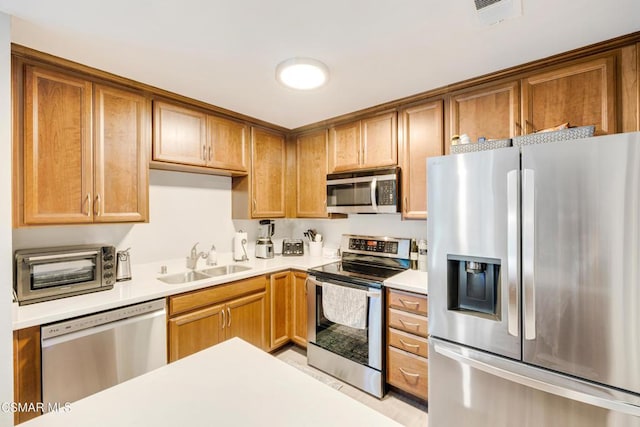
[321,282,367,330]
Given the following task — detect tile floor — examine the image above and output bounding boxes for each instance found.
[274,345,428,427]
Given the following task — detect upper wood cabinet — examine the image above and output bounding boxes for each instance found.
[449,80,520,142]
[94,84,149,222]
[295,129,328,218]
[207,115,248,172]
[16,63,149,226]
[399,100,444,220]
[248,127,286,218]
[152,100,249,174]
[328,112,397,172]
[521,55,617,135]
[153,101,207,166]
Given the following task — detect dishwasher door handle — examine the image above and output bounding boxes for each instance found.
[42,309,166,348]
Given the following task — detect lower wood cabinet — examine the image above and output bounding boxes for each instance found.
[386,288,428,401]
[269,270,308,351]
[13,326,42,425]
[290,271,308,348]
[168,275,268,362]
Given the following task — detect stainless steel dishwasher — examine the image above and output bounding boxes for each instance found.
[41,299,167,408]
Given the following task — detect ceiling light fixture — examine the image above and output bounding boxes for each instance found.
[276,58,329,90]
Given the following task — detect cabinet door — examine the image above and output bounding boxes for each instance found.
[251,128,286,217]
[152,101,207,166]
[362,112,398,168]
[168,304,224,362]
[291,271,308,347]
[399,101,443,219]
[522,56,616,135]
[14,326,41,424]
[450,80,520,142]
[269,271,291,350]
[207,115,248,171]
[94,84,149,222]
[296,130,328,217]
[226,292,268,351]
[23,65,93,224]
[328,121,361,172]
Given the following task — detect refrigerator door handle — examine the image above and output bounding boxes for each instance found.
[506,169,519,337]
[522,168,536,340]
[433,339,640,418]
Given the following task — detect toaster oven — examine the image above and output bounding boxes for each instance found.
[14,245,116,305]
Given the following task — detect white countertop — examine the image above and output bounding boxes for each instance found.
[21,338,401,427]
[13,253,336,330]
[383,269,428,295]
[13,254,429,329]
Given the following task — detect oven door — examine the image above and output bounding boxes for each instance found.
[306,275,383,370]
[16,249,103,304]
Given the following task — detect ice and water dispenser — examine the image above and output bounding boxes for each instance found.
[447,255,500,317]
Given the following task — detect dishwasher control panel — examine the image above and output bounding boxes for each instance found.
[41,299,166,340]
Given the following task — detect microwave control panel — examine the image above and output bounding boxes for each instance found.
[377,180,397,205]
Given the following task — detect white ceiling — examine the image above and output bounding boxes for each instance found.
[0,0,638,129]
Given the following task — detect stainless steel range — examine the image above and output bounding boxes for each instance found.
[306,234,411,398]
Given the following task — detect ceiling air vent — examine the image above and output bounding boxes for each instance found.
[474,0,522,25]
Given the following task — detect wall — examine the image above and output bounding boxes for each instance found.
[14,169,427,264]
[0,13,14,427]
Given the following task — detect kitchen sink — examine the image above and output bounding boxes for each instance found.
[199,265,252,277]
[157,271,211,284]
[158,265,252,284]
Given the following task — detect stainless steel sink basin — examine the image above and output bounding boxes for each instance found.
[199,265,252,277]
[157,271,211,284]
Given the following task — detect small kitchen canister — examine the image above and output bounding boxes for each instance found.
[418,239,428,272]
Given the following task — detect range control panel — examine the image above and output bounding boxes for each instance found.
[342,234,410,259]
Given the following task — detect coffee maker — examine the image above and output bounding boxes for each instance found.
[255,219,275,259]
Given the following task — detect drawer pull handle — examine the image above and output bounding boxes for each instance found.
[399,339,420,349]
[399,319,420,328]
[399,299,420,307]
[221,309,225,329]
[227,307,231,327]
[399,367,420,378]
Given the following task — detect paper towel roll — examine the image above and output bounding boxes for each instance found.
[234,231,248,261]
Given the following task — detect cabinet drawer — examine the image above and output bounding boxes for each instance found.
[388,289,427,315]
[169,276,266,316]
[388,308,428,337]
[387,346,428,400]
[388,328,428,358]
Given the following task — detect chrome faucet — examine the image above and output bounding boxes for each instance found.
[186,242,208,270]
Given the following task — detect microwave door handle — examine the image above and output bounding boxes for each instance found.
[23,250,100,263]
[370,177,378,211]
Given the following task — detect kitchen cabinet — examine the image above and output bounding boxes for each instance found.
[153,100,250,174]
[449,80,520,143]
[207,115,249,172]
[16,64,149,225]
[328,112,397,172]
[13,326,41,425]
[386,288,428,401]
[290,271,308,348]
[294,129,329,218]
[521,55,616,135]
[168,276,268,362]
[399,100,444,220]
[232,127,286,218]
[269,271,291,350]
[152,100,207,166]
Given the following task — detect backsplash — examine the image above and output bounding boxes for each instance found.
[13,170,426,264]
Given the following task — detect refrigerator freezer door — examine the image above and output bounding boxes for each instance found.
[429,338,640,427]
[522,132,640,394]
[428,147,521,359]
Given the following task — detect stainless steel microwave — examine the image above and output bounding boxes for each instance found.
[14,245,116,305]
[326,167,400,214]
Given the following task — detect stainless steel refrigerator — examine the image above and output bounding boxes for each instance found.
[427,132,640,426]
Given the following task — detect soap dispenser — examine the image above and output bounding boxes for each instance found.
[207,245,217,266]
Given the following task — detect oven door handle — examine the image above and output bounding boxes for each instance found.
[306,275,381,298]
[23,251,99,263]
